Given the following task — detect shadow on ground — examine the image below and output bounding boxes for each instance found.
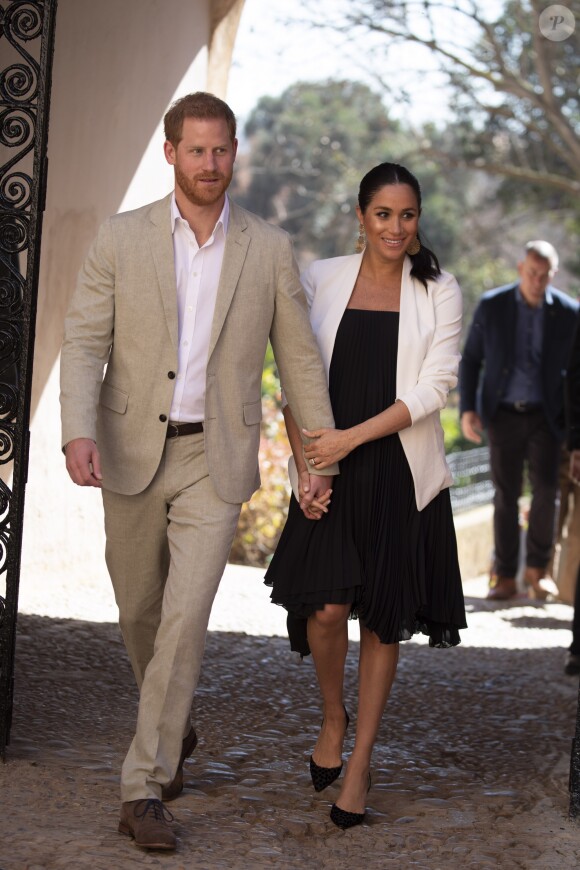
[2,613,580,869]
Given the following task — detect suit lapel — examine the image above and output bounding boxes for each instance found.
[396,257,418,395]
[312,254,363,372]
[502,284,519,360]
[543,285,558,330]
[147,194,179,350]
[207,201,250,361]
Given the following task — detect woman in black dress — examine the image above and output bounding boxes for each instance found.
[265,163,466,829]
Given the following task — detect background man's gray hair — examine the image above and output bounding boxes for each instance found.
[525,240,559,274]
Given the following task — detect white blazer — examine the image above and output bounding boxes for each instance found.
[297,252,463,511]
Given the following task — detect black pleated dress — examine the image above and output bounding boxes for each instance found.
[265,309,467,656]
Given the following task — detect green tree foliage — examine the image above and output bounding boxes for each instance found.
[261,342,280,404]
[233,78,516,324]
[234,80,483,274]
[233,80,409,260]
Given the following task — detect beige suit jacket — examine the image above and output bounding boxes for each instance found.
[60,194,337,503]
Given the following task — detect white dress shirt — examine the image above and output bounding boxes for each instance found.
[169,193,229,423]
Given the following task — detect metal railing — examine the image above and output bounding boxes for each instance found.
[448,446,493,513]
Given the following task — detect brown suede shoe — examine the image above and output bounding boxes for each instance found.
[524,567,550,601]
[118,798,176,850]
[487,575,517,600]
[161,726,198,802]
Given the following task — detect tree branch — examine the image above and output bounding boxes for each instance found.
[299,0,580,182]
[418,147,580,194]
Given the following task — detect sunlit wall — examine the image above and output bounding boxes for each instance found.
[20,0,243,599]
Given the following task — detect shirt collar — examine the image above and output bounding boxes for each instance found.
[515,284,552,308]
[170,192,230,238]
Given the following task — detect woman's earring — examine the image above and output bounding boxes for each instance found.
[355,223,366,253]
[407,235,421,255]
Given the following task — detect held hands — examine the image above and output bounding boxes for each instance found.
[65,438,103,487]
[460,411,483,445]
[298,470,332,520]
[303,427,354,469]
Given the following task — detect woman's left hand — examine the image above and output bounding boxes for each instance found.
[303,427,355,469]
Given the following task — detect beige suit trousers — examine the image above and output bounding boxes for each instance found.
[102,432,241,801]
[552,469,580,604]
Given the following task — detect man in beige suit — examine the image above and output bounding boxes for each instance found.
[60,93,337,850]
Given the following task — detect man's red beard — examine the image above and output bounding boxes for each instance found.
[174,164,233,207]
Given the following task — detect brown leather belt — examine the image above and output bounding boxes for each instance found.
[166,421,204,438]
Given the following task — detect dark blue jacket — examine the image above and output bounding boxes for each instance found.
[459,281,579,440]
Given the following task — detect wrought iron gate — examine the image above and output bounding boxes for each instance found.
[0,0,58,757]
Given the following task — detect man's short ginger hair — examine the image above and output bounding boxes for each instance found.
[163,92,237,146]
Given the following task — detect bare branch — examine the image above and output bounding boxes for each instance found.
[417,147,580,194]
[297,0,580,187]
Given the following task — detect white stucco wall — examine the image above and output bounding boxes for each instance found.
[32,0,213,413]
[18,0,242,608]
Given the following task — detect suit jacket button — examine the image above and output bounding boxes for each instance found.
[159,414,167,422]
[168,371,176,379]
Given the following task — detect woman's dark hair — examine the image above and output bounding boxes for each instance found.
[358,162,441,289]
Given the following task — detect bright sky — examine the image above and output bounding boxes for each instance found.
[120,0,507,211]
[226,0,505,136]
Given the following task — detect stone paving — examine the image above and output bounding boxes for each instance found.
[2,566,580,869]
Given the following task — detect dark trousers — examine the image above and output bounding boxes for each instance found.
[488,408,560,578]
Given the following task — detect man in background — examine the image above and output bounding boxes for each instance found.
[459,241,578,600]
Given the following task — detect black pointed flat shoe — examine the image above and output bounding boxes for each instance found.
[330,773,371,830]
[309,706,349,792]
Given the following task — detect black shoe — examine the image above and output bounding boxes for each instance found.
[310,706,350,792]
[330,773,371,830]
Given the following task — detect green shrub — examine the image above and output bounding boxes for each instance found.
[441,395,485,453]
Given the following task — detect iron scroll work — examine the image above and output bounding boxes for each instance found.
[0,0,57,756]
